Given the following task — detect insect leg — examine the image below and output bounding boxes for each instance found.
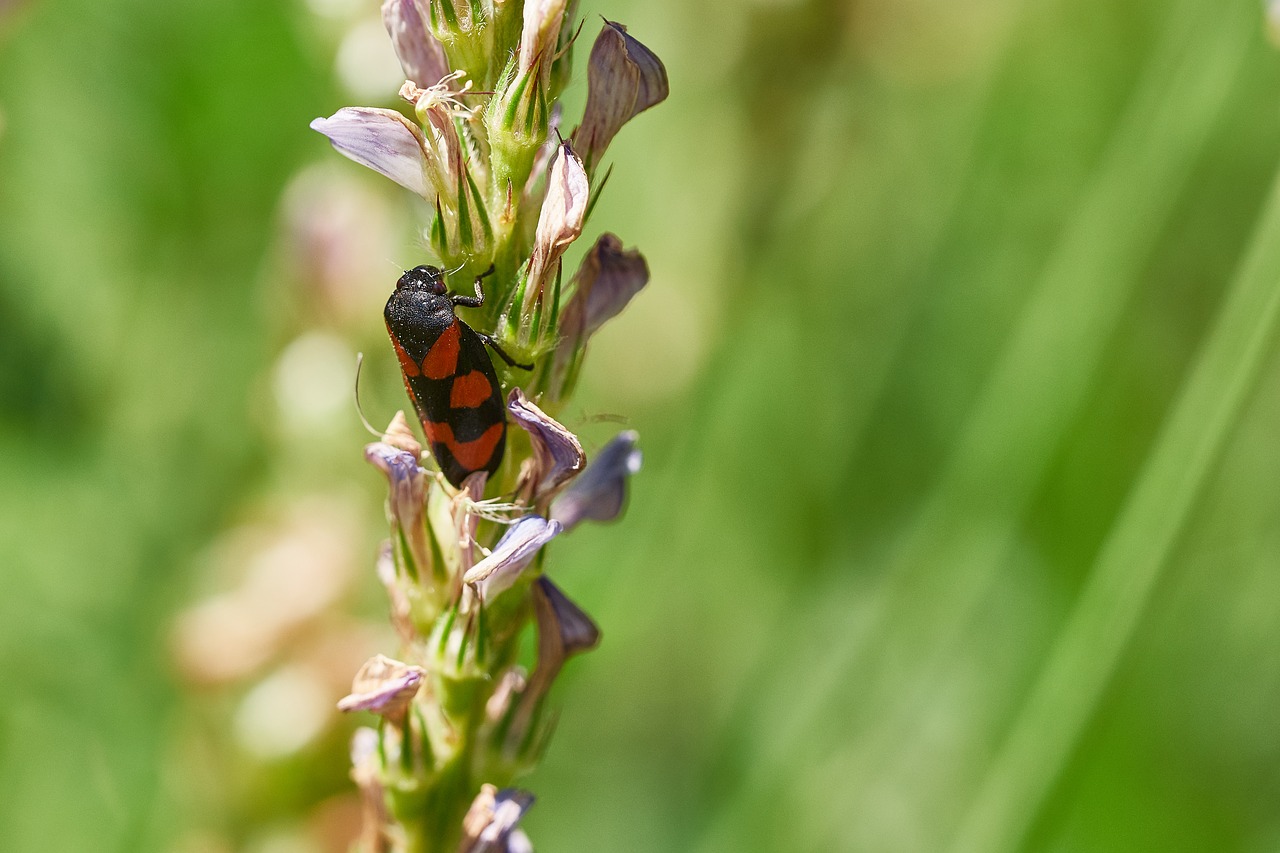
[477,333,534,371]
[451,264,496,308]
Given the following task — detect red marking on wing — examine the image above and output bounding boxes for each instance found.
[426,421,504,472]
[422,321,461,379]
[390,333,421,377]
[449,370,493,409]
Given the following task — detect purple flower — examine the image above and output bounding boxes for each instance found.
[550,431,642,531]
[508,388,585,501]
[463,515,562,601]
[365,442,431,577]
[310,107,430,197]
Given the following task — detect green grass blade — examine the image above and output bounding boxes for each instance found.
[946,145,1280,853]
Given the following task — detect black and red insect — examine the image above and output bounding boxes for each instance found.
[384,264,531,487]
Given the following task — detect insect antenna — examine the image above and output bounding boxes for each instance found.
[353,352,386,439]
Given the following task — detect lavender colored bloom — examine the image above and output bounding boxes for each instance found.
[381,0,449,87]
[463,515,562,601]
[507,388,585,500]
[365,442,431,576]
[550,430,641,531]
[310,107,429,197]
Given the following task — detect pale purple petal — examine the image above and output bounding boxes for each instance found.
[508,388,585,498]
[311,107,429,197]
[381,0,449,86]
[463,515,562,601]
[534,141,588,254]
[535,577,600,657]
[519,0,568,72]
[550,431,641,530]
[475,790,536,853]
[365,442,430,573]
[365,443,427,524]
[337,654,425,717]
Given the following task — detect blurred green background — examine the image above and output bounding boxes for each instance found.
[5,0,1280,850]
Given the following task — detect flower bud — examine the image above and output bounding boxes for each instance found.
[519,0,569,76]
[518,141,588,322]
[399,79,493,261]
[381,0,449,87]
[337,654,426,722]
[423,0,491,85]
[573,21,668,174]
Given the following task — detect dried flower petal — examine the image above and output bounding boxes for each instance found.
[460,786,536,853]
[365,442,431,576]
[382,0,450,87]
[573,21,668,172]
[550,430,641,531]
[382,410,423,457]
[310,107,430,197]
[523,141,588,315]
[504,577,599,753]
[552,233,648,388]
[535,576,600,658]
[338,654,426,718]
[463,515,562,601]
[508,388,585,500]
